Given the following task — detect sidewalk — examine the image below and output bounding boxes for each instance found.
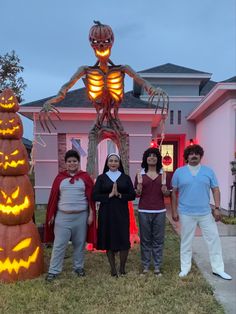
[166,209,236,314]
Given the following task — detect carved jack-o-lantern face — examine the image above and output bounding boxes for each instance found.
[89,21,114,60]
[0,175,34,225]
[0,89,19,113]
[0,222,44,282]
[0,139,29,176]
[0,112,23,139]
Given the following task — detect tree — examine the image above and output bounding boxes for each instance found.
[0,50,26,102]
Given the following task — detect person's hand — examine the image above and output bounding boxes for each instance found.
[87,211,93,225]
[109,182,117,198]
[48,216,54,226]
[172,210,179,222]
[113,182,119,196]
[161,185,168,194]
[137,169,143,184]
[212,208,221,222]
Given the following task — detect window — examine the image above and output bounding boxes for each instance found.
[178,110,181,125]
[170,110,174,125]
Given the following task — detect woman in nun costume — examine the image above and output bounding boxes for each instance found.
[93,153,136,277]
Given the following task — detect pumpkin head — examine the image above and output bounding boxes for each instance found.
[0,222,44,282]
[0,175,34,225]
[89,21,114,61]
[0,113,23,139]
[0,89,19,113]
[0,139,29,176]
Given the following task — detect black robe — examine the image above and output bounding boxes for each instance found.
[93,173,135,251]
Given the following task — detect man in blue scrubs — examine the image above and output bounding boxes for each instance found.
[171,144,232,280]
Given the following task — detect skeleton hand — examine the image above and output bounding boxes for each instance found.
[39,101,61,133]
[147,86,169,115]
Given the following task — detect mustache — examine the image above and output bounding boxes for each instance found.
[190,157,198,160]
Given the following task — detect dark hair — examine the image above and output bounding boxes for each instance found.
[64,149,80,162]
[141,147,162,173]
[103,154,125,173]
[184,144,204,162]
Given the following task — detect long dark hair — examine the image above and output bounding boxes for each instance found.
[141,147,163,173]
[103,153,125,173]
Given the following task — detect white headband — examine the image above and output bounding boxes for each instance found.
[107,153,120,159]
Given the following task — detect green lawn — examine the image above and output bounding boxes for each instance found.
[0,219,224,314]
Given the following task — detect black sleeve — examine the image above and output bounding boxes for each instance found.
[120,175,136,202]
[92,175,110,203]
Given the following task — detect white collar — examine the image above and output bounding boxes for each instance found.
[106,170,121,182]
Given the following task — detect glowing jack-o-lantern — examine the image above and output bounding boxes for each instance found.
[0,139,29,176]
[0,222,44,282]
[0,175,34,225]
[0,89,19,113]
[89,21,114,61]
[0,112,23,139]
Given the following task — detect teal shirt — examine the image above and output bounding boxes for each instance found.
[171,165,218,215]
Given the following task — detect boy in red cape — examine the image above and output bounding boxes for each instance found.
[44,150,96,281]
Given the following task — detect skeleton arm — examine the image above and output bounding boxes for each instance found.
[39,66,87,132]
[123,65,169,114]
[45,66,87,105]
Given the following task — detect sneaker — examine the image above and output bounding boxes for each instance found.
[140,268,149,275]
[212,271,232,280]
[179,270,189,278]
[75,268,86,277]
[154,269,162,277]
[45,273,58,282]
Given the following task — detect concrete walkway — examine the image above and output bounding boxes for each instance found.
[166,210,236,314]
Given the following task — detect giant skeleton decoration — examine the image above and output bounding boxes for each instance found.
[39,21,169,176]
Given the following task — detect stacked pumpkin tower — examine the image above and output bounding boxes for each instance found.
[0,88,43,283]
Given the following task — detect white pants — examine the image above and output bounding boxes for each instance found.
[179,213,224,273]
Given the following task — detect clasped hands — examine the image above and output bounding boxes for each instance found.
[109,182,121,198]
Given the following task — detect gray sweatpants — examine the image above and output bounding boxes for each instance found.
[138,211,166,270]
[48,210,88,274]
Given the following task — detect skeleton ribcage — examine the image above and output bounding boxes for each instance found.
[87,69,124,103]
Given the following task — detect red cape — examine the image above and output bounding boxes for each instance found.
[44,170,97,247]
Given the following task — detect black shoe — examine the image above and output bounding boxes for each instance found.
[45,273,58,282]
[111,270,118,278]
[75,268,86,277]
[119,270,127,276]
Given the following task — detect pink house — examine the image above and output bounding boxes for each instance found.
[20,64,236,213]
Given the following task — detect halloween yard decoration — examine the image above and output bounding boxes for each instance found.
[0,175,34,225]
[39,21,169,176]
[0,89,20,113]
[0,222,44,282]
[0,89,43,283]
[0,112,23,139]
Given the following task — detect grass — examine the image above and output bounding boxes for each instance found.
[0,218,224,314]
[221,215,236,225]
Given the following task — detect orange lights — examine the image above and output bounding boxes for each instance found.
[95,49,110,57]
[87,69,124,103]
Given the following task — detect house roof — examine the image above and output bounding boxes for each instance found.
[188,82,236,121]
[221,76,236,83]
[200,80,217,95]
[21,89,152,109]
[22,137,32,149]
[138,63,211,75]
